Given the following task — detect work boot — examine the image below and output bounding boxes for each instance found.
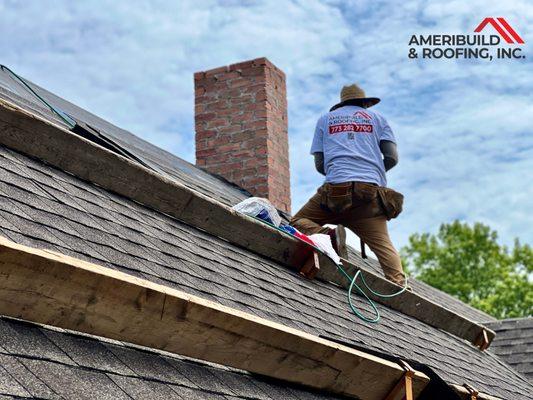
[328,225,348,259]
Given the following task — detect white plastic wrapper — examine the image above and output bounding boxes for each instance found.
[309,233,341,265]
[232,197,282,227]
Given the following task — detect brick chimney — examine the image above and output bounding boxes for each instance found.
[194,57,291,213]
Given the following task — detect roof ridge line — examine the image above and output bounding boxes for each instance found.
[0,98,495,350]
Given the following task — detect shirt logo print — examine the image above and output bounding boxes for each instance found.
[329,111,373,135]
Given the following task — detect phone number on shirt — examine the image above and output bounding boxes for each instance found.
[328,123,373,134]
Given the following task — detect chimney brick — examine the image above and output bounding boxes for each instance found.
[194,57,291,213]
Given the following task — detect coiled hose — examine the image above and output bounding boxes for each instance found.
[336,262,408,323]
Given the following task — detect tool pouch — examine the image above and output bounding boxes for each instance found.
[377,187,404,220]
[353,182,378,203]
[321,182,353,213]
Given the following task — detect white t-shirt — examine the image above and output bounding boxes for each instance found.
[310,105,396,186]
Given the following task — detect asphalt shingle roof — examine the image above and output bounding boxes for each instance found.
[0,68,531,399]
[0,317,343,400]
[485,318,533,381]
[0,67,495,325]
[0,145,531,399]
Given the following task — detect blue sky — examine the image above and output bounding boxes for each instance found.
[1,0,531,251]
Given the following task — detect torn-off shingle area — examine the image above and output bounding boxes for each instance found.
[0,146,531,399]
[0,317,347,400]
[485,318,533,381]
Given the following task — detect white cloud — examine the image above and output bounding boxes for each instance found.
[1,0,531,251]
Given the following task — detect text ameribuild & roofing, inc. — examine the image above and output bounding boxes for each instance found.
[408,34,525,60]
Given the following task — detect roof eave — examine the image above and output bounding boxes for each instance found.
[452,384,504,400]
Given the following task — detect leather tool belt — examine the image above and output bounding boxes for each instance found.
[320,181,403,220]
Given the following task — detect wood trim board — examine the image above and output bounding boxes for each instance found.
[0,236,430,400]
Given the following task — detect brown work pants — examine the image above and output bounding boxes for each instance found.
[290,183,405,285]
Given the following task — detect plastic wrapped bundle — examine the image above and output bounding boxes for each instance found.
[232,197,282,227]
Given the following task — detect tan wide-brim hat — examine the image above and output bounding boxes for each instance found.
[330,83,380,111]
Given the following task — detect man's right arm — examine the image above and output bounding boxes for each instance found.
[380,140,398,171]
[376,113,398,172]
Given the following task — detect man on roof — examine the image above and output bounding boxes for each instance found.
[290,84,406,286]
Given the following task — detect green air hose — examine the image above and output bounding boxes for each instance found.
[336,263,408,323]
[0,65,76,128]
[249,215,408,324]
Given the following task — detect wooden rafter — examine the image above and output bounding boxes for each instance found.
[383,360,415,400]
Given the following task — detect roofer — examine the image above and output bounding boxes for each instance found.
[290,84,406,286]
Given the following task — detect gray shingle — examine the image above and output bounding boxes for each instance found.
[21,358,131,400]
[0,364,30,397]
[42,330,134,375]
[104,344,192,386]
[107,374,183,400]
[168,386,227,400]
[0,354,60,399]
[163,358,231,395]
[0,319,73,366]
[0,317,344,400]
[208,370,272,400]
[486,318,533,381]
[249,378,301,400]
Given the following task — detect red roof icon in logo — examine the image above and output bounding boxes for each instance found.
[474,18,524,44]
[354,111,372,119]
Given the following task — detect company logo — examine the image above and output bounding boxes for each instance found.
[354,111,372,120]
[408,18,525,61]
[474,17,524,44]
[328,113,374,135]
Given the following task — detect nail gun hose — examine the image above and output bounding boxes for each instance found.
[336,264,408,323]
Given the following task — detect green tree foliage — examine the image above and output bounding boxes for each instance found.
[401,221,532,319]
